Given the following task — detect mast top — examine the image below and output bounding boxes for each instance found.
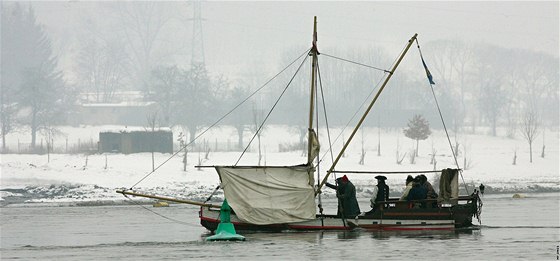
[312,16,318,54]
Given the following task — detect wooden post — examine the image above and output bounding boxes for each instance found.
[307,16,318,165]
[116,189,221,208]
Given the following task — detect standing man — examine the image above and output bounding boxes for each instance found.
[326,175,361,218]
[369,175,390,213]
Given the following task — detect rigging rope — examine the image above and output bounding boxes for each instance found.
[316,62,336,170]
[127,48,311,189]
[316,72,388,166]
[314,58,325,221]
[123,194,199,227]
[415,38,469,194]
[321,53,390,73]
[204,184,221,203]
[235,51,310,165]
[315,39,410,169]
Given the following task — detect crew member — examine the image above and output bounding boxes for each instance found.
[326,175,361,218]
[400,175,414,200]
[369,175,389,212]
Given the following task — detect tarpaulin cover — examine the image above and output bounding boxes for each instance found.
[216,166,316,225]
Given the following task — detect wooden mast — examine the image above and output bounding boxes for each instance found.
[316,33,418,194]
[307,16,318,165]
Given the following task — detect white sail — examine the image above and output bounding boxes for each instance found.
[308,129,320,165]
[216,166,316,225]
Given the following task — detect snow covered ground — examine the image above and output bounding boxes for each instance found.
[1,125,558,205]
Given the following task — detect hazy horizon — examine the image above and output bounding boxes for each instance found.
[27,1,559,79]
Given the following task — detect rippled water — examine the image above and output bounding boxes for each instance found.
[1,193,559,260]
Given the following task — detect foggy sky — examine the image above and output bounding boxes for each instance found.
[25,1,560,81]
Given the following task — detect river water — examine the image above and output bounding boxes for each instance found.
[1,193,559,260]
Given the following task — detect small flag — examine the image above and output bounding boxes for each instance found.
[421,56,435,85]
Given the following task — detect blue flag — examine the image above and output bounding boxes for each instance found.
[421,56,435,85]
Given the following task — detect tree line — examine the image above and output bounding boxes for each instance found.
[1,2,558,152]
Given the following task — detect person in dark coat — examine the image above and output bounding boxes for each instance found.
[419,174,438,199]
[407,176,428,208]
[326,175,361,218]
[364,175,390,215]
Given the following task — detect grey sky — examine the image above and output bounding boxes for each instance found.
[30,1,559,79]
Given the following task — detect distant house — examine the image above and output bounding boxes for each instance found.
[99,128,173,154]
[67,91,158,126]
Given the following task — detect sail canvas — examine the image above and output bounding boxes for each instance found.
[216,166,316,225]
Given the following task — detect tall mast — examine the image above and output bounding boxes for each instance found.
[317,33,418,193]
[307,16,318,165]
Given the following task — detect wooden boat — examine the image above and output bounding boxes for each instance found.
[199,180,481,232]
[118,16,482,232]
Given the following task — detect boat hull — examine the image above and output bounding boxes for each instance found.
[199,200,477,232]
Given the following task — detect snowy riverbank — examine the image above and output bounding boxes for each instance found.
[1,126,558,205]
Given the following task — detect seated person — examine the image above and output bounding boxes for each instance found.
[419,174,438,199]
[399,175,414,200]
[406,176,427,208]
[367,175,389,214]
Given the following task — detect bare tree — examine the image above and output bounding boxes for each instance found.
[76,36,128,103]
[114,2,174,90]
[251,104,266,166]
[359,127,366,165]
[175,64,214,145]
[227,85,252,150]
[149,65,182,126]
[520,109,539,163]
[145,111,160,171]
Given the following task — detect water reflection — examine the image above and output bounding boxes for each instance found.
[201,228,478,243]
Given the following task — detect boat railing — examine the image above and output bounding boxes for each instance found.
[374,195,476,210]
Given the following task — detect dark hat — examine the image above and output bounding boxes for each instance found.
[341,175,349,183]
[375,175,387,181]
[406,175,414,183]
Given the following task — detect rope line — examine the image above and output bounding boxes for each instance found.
[123,194,199,227]
[128,48,311,189]
[235,52,310,165]
[316,62,336,170]
[316,72,389,166]
[314,57,324,220]
[415,38,469,194]
[321,53,390,73]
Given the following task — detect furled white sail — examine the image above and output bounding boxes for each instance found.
[216,165,316,225]
[308,129,320,164]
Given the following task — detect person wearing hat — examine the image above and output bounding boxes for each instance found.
[419,174,438,199]
[399,175,415,200]
[368,175,390,214]
[407,175,428,208]
[326,175,361,218]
